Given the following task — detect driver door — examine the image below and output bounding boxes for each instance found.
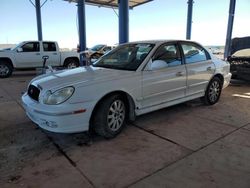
[141,43,187,108]
[14,42,42,68]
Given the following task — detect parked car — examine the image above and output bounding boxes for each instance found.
[22,40,231,138]
[227,36,250,81]
[0,41,80,78]
[82,44,115,63]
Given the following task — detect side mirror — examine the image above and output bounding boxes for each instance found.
[17,47,23,52]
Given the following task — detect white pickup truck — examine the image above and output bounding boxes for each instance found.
[0,41,80,78]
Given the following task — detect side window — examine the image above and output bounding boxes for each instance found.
[22,42,40,52]
[152,44,182,69]
[43,42,56,52]
[181,43,208,64]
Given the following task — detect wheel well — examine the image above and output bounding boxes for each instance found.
[213,74,224,85]
[0,58,13,68]
[89,91,136,128]
[63,57,80,66]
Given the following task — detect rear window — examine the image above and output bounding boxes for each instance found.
[43,42,56,52]
[181,43,210,64]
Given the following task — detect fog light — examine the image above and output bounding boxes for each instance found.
[41,119,58,128]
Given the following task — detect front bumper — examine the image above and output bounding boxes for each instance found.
[223,72,232,89]
[22,93,93,133]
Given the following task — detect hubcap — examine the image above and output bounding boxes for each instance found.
[67,62,77,69]
[208,81,220,102]
[107,100,125,131]
[0,64,9,76]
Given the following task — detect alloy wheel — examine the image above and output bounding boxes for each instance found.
[67,62,77,69]
[107,99,125,131]
[0,64,9,76]
[208,80,221,103]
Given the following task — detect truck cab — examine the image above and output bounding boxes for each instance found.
[0,41,79,78]
[13,41,60,68]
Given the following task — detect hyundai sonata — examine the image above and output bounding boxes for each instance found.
[22,40,231,138]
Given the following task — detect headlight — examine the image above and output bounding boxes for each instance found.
[43,86,75,105]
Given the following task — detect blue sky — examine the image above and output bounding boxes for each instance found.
[0,0,249,48]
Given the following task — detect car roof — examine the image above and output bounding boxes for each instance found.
[22,41,57,43]
[125,39,199,45]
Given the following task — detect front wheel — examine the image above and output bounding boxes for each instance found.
[0,62,13,78]
[93,95,127,138]
[201,77,222,105]
[64,59,79,69]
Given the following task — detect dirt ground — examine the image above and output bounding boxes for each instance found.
[0,70,250,188]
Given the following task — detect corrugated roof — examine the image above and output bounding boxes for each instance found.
[65,0,153,9]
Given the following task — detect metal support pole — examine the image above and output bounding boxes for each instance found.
[118,0,129,44]
[186,0,194,40]
[224,0,236,59]
[35,0,43,41]
[77,0,87,66]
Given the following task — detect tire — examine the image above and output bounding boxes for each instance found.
[0,61,13,78]
[201,77,222,105]
[93,95,127,138]
[64,59,79,69]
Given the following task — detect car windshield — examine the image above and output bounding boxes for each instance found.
[90,44,105,51]
[11,42,26,50]
[92,43,155,71]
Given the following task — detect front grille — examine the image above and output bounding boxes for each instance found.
[28,85,40,101]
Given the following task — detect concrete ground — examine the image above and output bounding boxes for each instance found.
[0,70,250,188]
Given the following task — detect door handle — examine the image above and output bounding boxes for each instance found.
[176,72,184,76]
[53,53,57,55]
[35,53,40,55]
[207,67,212,71]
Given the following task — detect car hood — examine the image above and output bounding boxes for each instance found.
[0,48,11,51]
[0,49,13,53]
[31,66,133,91]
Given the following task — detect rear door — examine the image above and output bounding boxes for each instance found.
[42,42,60,66]
[142,42,187,108]
[180,42,215,96]
[14,42,41,68]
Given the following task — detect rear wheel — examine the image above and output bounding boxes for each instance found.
[0,61,13,78]
[201,77,222,105]
[64,59,79,69]
[93,95,126,138]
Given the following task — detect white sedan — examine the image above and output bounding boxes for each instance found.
[22,40,231,138]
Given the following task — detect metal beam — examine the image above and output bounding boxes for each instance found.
[77,0,87,66]
[35,0,43,41]
[224,0,236,59]
[186,0,194,40]
[118,0,129,44]
[64,0,153,9]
